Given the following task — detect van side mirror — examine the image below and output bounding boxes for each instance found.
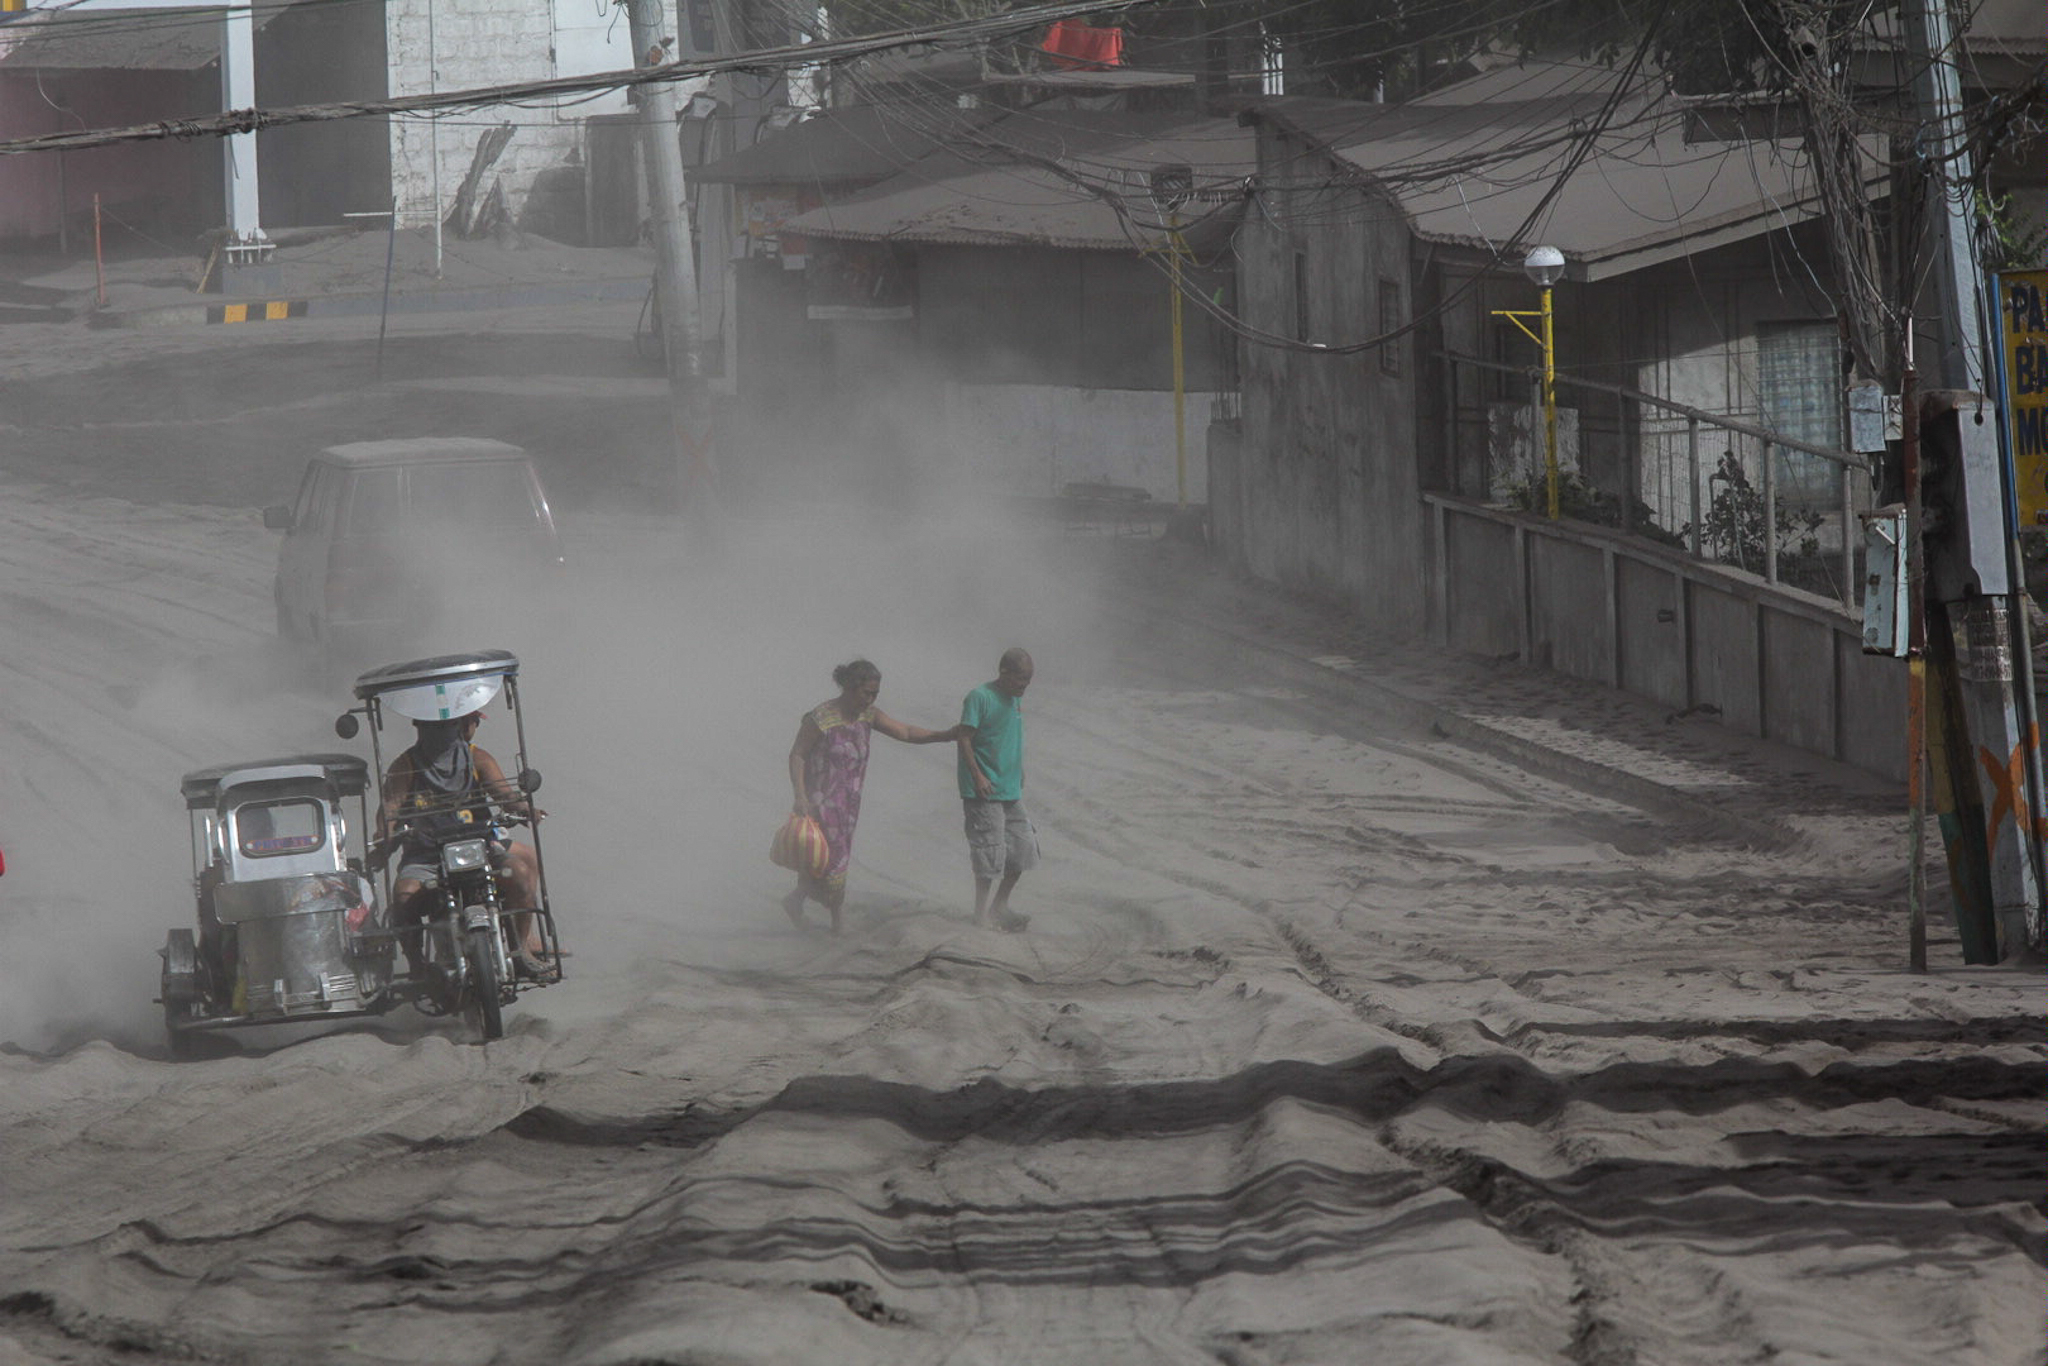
[262,505,294,531]
[334,714,360,740]
[518,768,542,794]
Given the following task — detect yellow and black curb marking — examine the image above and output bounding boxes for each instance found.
[206,299,310,324]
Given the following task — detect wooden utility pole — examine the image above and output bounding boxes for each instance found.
[624,0,710,516]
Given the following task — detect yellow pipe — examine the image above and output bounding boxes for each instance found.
[1541,283,1558,520]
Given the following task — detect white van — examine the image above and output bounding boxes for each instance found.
[265,438,564,655]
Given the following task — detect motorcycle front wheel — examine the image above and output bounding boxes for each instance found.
[460,922,505,1042]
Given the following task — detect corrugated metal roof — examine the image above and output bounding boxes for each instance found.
[690,104,1006,188]
[778,109,1254,251]
[0,5,280,71]
[1249,57,1886,282]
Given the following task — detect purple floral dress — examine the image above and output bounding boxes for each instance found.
[804,701,874,892]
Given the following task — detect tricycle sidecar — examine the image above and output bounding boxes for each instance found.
[161,753,392,1057]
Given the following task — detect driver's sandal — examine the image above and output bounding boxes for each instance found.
[515,947,561,982]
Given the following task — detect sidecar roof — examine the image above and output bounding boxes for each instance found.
[182,754,371,809]
[352,650,519,720]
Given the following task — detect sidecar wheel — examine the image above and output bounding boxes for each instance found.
[162,928,201,1060]
[461,924,504,1043]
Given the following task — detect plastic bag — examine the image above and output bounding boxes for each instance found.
[770,813,831,880]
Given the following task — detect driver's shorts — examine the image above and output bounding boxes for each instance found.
[963,798,1039,880]
[394,860,440,887]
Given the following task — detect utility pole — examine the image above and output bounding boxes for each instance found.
[1903,0,1985,393]
[1902,353,1927,971]
[1901,0,2044,957]
[624,0,710,516]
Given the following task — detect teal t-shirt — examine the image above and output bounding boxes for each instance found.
[958,682,1024,800]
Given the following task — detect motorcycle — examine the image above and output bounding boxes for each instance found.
[337,648,563,1043]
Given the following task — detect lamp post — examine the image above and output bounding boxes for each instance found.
[1491,246,1566,518]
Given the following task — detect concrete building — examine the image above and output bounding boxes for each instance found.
[1220,55,1908,777]
[383,0,656,243]
[0,0,662,250]
[712,108,1253,504]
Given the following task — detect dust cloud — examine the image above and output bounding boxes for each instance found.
[7,311,2032,1366]
[0,362,1121,1054]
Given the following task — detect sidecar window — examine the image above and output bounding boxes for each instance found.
[235,800,327,858]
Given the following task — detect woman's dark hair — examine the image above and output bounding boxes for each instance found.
[832,659,880,690]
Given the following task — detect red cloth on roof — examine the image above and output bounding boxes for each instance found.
[1041,20,1123,70]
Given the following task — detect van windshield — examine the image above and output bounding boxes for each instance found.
[408,464,541,527]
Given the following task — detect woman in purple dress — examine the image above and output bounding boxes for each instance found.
[785,659,964,933]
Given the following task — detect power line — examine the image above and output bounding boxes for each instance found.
[0,0,1171,157]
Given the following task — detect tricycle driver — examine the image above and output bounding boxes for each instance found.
[378,710,551,976]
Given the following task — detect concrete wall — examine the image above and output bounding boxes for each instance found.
[0,69,221,241]
[941,383,1214,502]
[384,0,649,234]
[1426,493,1906,779]
[256,0,389,226]
[1225,126,1423,633]
[917,245,1233,392]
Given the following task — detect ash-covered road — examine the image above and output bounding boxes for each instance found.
[0,346,2040,1364]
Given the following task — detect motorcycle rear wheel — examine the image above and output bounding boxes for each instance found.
[461,922,504,1042]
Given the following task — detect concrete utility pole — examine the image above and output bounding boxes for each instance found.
[1902,0,2045,956]
[1902,0,1986,393]
[623,0,709,512]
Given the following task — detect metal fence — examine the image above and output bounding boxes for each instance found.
[1442,353,1872,607]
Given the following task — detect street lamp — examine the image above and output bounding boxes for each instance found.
[1492,245,1566,518]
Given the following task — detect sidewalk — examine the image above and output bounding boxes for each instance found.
[1,228,653,330]
[1105,536,1904,850]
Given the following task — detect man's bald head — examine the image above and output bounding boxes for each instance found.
[996,648,1034,697]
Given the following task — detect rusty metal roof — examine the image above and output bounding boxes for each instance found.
[778,109,1254,251]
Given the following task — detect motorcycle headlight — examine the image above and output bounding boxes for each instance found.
[442,839,490,874]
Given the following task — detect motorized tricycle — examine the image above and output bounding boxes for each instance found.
[159,753,394,1057]
[335,648,562,1043]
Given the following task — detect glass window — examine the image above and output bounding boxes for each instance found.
[1758,320,1844,504]
[344,467,404,529]
[236,800,326,858]
[407,463,541,528]
[297,465,336,535]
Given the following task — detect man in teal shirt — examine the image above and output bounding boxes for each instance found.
[957,647,1037,931]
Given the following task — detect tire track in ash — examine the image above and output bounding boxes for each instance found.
[1024,602,2046,1364]
[1019,676,1662,1357]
